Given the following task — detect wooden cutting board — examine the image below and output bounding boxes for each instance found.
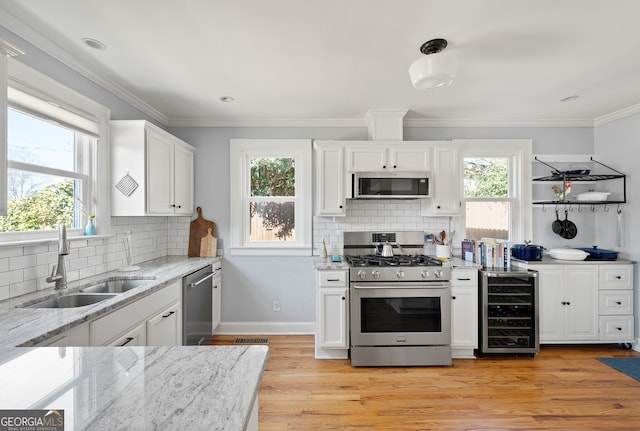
[188,207,216,257]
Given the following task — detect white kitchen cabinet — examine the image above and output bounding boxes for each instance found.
[111,120,194,216]
[314,142,346,216]
[598,264,634,343]
[528,264,599,342]
[450,268,478,358]
[211,266,222,334]
[91,280,182,346]
[34,322,90,347]
[109,322,146,347]
[345,142,432,172]
[315,269,349,358]
[146,302,180,346]
[421,144,460,216]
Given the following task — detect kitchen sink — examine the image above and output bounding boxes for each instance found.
[79,277,154,294]
[25,293,117,309]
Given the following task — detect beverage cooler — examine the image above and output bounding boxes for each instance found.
[476,269,539,357]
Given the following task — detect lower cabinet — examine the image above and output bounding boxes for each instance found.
[450,268,478,358]
[91,281,182,346]
[514,262,634,345]
[315,269,349,359]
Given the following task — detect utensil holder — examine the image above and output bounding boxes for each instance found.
[436,244,450,260]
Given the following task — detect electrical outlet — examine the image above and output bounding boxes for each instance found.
[272,298,281,312]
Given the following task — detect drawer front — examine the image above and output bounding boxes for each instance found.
[317,270,347,287]
[599,266,632,290]
[451,269,478,287]
[599,290,633,315]
[599,316,634,341]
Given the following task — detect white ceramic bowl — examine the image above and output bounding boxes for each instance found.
[575,192,610,201]
[548,248,588,261]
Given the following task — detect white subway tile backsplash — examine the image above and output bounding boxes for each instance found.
[0,216,190,300]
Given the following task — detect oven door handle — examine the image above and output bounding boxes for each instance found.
[352,283,450,289]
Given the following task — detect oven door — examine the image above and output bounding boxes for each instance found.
[350,282,451,347]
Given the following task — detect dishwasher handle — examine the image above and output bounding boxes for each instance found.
[189,271,215,288]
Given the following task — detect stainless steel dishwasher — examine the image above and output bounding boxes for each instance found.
[183,265,214,345]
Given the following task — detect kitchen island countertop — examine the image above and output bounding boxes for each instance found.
[0,344,268,431]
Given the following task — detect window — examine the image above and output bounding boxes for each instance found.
[230,139,312,255]
[2,106,96,232]
[459,140,532,243]
[1,59,109,241]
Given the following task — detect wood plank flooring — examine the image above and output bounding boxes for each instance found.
[208,335,640,430]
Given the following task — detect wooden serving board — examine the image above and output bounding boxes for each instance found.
[188,207,216,257]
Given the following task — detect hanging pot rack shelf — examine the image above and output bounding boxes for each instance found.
[532,156,626,206]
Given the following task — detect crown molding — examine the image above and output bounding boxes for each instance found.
[594,103,640,127]
[166,117,368,128]
[0,11,169,125]
[403,117,594,128]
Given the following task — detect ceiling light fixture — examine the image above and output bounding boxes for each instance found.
[219,96,234,103]
[81,38,106,50]
[408,38,458,89]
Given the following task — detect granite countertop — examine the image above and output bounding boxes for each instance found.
[0,256,221,347]
[512,256,634,265]
[313,257,349,270]
[0,344,268,431]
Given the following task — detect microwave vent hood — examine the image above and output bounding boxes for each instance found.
[350,171,430,199]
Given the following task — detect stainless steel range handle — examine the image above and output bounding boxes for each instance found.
[352,283,450,289]
[189,272,215,288]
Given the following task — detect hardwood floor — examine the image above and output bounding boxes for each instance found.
[208,335,640,430]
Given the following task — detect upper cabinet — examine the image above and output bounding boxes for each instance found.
[346,142,432,172]
[111,121,195,216]
[314,142,346,216]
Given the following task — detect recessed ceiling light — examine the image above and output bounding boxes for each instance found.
[81,38,106,50]
[560,95,579,102]
[219,96,234,103]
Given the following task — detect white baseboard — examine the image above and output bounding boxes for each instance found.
[216,321,315,335]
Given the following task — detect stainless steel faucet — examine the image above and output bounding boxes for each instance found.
[46,224,70,289]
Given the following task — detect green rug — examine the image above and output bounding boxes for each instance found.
[597,357,640,381]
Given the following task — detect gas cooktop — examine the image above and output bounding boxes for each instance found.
[344,254,443,267]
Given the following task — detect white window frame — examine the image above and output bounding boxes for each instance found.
[229,139,312,256]
[457,139,532,243]
[1,59,111,243]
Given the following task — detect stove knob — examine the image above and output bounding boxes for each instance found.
[396,270,405,279]
[371,270,380,279]
[434,270,443,278]
[421,270,430,279]
[358,270,367,280]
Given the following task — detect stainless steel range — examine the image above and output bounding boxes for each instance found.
[344,231,452,367]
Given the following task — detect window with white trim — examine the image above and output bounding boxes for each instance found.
[459,139,532,243]
[230,139,312,255]
[1,59,109,241]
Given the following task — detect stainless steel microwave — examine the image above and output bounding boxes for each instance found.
[352,171,430,199]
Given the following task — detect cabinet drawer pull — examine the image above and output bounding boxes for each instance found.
[162,311,175,318]
[327,279,341,282]
[120,337,134,346]
[457,278,471,281]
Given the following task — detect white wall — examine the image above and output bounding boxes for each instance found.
[594,112,640,341]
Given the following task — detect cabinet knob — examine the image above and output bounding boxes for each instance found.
[382,165,386,169]
[616,327,622,331]
[339,205,343,209]
[616,301,622,305]
[341,296,345,300]
[566,301,570,305]
[452,296,457,300]
[393,165,397,169]
[615,275,622,279]
[436,206,441,209]
[177,205,181,208]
